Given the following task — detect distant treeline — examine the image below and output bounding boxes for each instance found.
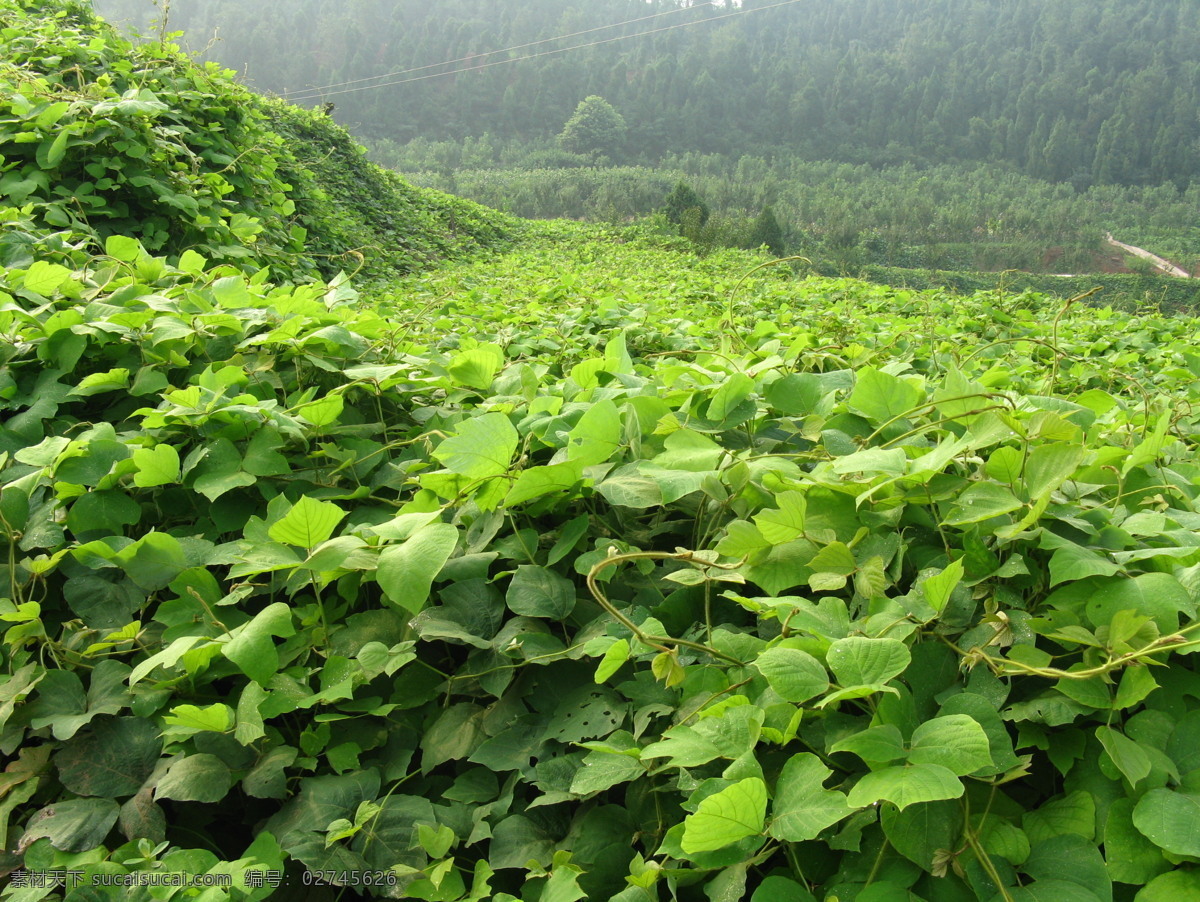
[93,0,1200,189]
[382,150,1200,273]
[853,267,1200,314]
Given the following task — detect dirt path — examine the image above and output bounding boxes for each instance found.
[1105,233,1191,278]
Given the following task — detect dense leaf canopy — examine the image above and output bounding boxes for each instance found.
[3,3,1200,901]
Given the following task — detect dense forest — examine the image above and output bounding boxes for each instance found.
[94,0,1200,189]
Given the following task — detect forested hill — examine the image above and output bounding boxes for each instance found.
[0,0,511,284]
[93,0,1200,189]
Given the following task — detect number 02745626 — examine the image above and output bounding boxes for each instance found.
[302,870,399,887]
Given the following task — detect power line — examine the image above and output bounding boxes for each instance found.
[282,1,717,99]
[285,0,802,104]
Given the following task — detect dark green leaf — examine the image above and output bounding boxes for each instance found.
[20,798,119,853]
[154,754,233,803]
[56,716,161,798]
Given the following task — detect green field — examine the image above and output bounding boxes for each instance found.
[4,4,1200,901]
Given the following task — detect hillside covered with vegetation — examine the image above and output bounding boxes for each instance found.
[3,2,1200,902]
[94,0,1200,188]
[93,0,1200,282]
[0,0,512,284]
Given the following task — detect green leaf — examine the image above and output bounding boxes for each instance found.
[296,393,344,427]
[449,345,504,391]
[69,367,130,397]
[1136,870,1200,901]
[977,814,1030,866]
[191,437,256,501]
[22,260,72,296]
[132,443,181,487]
[106,234,147,262]
[546,686,627,743]
[1023,791,1095,843]
[1045,539,1120,586]
[1085,572,1193,635]
[421,704,487,770]
[1006,882,1104,902]
[848,367,923,425]
[594,638,630,683]
[766,374,825,417]
[1122,410,1171,476]
[235,683,268,746]
[828,725,907,765]
[943,481,1025,525]
[243,746,298,799]
[846,764,963,811]
[222,602,296,685]
[302,535,373,572]
[119,788,166,846]
[770,753,854,842]
[1096,725,1152,785]
[1132,788,1200,857]
[909,715,993,775]
[708,373,755,421]
[751,876,818,902]
[681,777,767,854]
[20,798,119,853]
[754,491,807,545]
[1024,443,1085,499]
[830,447,907,475]
[595,473,662,508]
[826,637,911,686]
[652,650,686,687]
[162,703,233,735]
[1022,835,1111,902]
[743,539,815,596]
[570,746,643,796]
[35,100,70,129]
[753,647,829,703]
[806,541,857,576]
[641,726,723,769]
[243,427,291,477]
[506,565,576,620]
[113,531,187,591]
[566,399,622,466]
[922,559,964,613]
[56,716,162,798]
[155,754,233,803]
[37,125,73,168]
[418,822,457,859]
[490,814,557,870]
[1104,798,1170,885]
[377,522,458,615]
[506,461,584,506]
[178,249,207,273]
[433,412,519,480]
[67,490,141,534]
[881,800,963,871]
[129,635,208,685]
[268,495,346,549]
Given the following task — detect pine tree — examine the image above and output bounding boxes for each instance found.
[662,182,709,228]
[748,205,785,256]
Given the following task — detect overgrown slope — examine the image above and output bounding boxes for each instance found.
[0,0,512,284]
[266,106,514,282]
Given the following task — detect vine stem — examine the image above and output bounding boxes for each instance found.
[941,617,1200,679]
[585,550,747,666]
[1045,287,1102,396]
[722,255,811,343]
